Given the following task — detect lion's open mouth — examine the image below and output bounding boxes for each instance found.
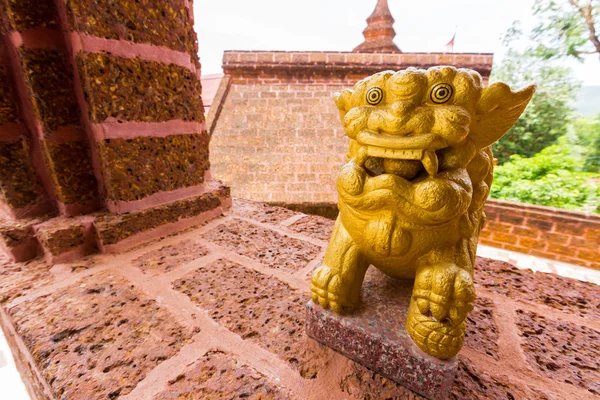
[356,131,448,178]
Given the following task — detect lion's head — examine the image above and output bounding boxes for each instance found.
[334,66,535,180]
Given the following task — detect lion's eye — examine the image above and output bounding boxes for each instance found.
[430,83,453,104]
[366,87,383,105]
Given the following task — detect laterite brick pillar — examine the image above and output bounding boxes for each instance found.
[0,0,230,262]
[0,41,49,220]
[1,0,99,217]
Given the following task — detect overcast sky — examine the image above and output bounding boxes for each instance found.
[193,0,599,85]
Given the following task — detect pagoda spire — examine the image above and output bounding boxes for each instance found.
[353,0,402,53]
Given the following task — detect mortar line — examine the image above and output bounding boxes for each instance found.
[111,215,233,263]
[5,216,233,309]
[235,216,328,248]
[7,263,114,308]
[119,331,214,400]
[194,238,309,293]
[478,287,600,332]
[115,262,308,399]
[158,252,223,283]
[465,292,600,400]
[279,213,308,227]
[460,346,598,400]
[293,250,326,280]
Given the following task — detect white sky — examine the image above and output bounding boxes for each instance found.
[193,0,600,85]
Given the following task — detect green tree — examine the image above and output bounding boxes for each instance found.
[490,49,580,164]
[491,139,599,212]
[571,113,600,171]
[530,0,600,61]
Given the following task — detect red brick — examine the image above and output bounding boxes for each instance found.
[256,53,274,63]
[417,54,437,64]
[558,223,585,236]
[309,53,327,63]
[527,219,554,232]
[512,226,539,238]
[492,232,518,245]
[326,54,346,63]
[518,237,546,250]
[478,230,492,239]
[547,244,577,257]
[486,221,512,234]
[502,244,528,253]
[399,54,418,64]
[454,55,474,64]
[541,232,570,245]
[584,228,600,242]
[483,209,499,222]
[576,248,599,263]
[498,212,525,225]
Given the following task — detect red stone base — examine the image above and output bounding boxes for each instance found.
[306,269,458,400]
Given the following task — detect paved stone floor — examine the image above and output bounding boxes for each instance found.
[0,199,598,399]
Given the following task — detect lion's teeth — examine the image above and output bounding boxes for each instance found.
[422,150,439,176]
[366,147,423,160]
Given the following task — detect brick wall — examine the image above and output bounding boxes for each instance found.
[210,50,493,203]
[210,77,347,203]
[480,199,600,269]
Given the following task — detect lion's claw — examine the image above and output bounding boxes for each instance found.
[310,263,358,314]
[412,263,475,324]
[407,263,475,359]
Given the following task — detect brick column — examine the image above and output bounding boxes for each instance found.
[0,0,99,217]
[0,41,49,219]
[0,0,230,263]
[55,0,211,214]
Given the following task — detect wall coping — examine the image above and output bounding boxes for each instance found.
[222,50,494,78]
[486,198,600,224]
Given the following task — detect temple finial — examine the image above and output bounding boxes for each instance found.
[353,0,402,53]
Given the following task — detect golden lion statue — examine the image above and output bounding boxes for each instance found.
[310,66,534,359]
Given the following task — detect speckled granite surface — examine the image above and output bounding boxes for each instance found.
[306,270,458,400]
[0,199,597,400]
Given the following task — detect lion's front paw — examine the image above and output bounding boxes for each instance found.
[406,263,475,359]
[310,263,359,314]
[337,160,366,196]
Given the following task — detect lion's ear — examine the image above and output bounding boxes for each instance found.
[333,89,353,119]
[470,82,535,149]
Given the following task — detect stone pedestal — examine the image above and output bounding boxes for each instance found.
[305,268,458,400]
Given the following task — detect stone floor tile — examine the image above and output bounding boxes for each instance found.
[152,350,291,400]
[173,259,328,379]
[475,257,600,320]
[132,239,209,275]
[0,255,52,304]
[449,358,557,400]
[201,219,321,273]
[287,215,335,241]
[8,271,196,399]
[232,199,298,224]
[516,309,600,395]
[464,297,499,360]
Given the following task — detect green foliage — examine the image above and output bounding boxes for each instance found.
[571,114,600,171]
[491,139,599,212]
[490,49,580,164]
[530,0,600,61]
